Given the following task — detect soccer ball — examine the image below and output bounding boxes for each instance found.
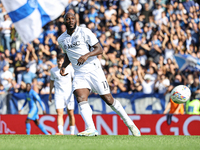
[170,85,191,104]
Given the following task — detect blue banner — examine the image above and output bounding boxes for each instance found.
[6,92,167,115]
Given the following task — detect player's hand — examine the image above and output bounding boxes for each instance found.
[43,110,47,115]
[49,94,52,102]
[18,110,22,114]
[60,67,68,76]
[77,54,89,66]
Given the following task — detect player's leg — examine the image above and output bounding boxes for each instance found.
[74,89,98,136]
[54,94,65,135]
[34,119,49,135]
[26,107,38,135]
[67,109,75,135]
[91,67,141,136]
[74,89,95,129]
[56,108,64,135]
[25,118,31,135]
[66,92,75,135]
[100,93,141,136]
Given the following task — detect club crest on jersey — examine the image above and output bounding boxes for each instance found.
[74,35,79,40]
[65,38,70,43]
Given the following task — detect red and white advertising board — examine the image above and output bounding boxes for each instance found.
[0,115,200,135]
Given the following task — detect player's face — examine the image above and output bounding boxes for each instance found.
[65,13,76,31]
[57,58,64,68]
[26,84,31,92]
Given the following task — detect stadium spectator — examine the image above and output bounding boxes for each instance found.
[0,63,13,91]
[0,6,7,23]
[5,48,15,73]
[44,22,57,51]
[0,83,5,94]
[22,64,36,84]
[0,53,7,71]
[46,50,57,68]
[154,74,170,94]
[183,0,196,13]
[137,69,155,94]
[140,3,152,23]
[189,77,200,99]
[153,3,164,23]
[0,14,12,51]
[40,82,52,95]
[37,71,45,88]
[31,78,39,94]
[88,6,98,23]
[104,3,117,21]
[122,42,136,68]
[14,52,26,85]
[25,44,38,74]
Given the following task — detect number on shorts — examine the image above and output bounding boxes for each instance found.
[102,81,109,90]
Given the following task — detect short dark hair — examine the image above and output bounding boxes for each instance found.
[57,54,65,60]
[32,78,37,82]
[26,83,31,86]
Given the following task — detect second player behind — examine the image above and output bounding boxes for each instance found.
[49,54,75,135]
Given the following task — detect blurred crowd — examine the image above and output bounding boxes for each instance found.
[0,0,200,102]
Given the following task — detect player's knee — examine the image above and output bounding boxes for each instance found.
[34,120,39,126]
[101,94,114,106]
[68,110,74,118]
[26,119,30,124]
[57,111,63,117]
[76,95,88,103]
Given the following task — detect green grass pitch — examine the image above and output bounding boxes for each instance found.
[0,135,200,150]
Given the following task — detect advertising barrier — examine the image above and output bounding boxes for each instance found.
[5,92,168,114]
[0,114,200,135]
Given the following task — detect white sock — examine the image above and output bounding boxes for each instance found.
[79,101,95,130]
[58,125,63,134]
[110,99,134,127]
[70,126,75,135]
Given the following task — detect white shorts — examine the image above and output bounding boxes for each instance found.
[54,92,74,110]
[72,67,110,95]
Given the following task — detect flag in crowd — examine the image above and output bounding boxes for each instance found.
[1,0,69,43]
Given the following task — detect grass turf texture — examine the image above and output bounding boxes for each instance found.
[0,135,200,150]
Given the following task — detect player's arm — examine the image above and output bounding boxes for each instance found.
[34,92,46,114]
[49,69,55,102]
[60,53,71,76]
[137,69,144,84]
[62,53,71,68]
[77,28,103,66]
[163,102,171,114]
[77,42,103,66]
[49,80,54,102]
[19,99,28,114]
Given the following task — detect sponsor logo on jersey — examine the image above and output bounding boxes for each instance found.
[64,41,80,49]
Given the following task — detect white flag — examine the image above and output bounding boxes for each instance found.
[2,0,69,44]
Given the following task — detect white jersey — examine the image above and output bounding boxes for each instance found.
[57,26,101,73]
[50,65,74,95]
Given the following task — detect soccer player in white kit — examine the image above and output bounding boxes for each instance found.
[49,54,75,135]
[58,12,141,136]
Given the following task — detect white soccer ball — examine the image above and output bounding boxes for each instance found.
[170,85,191,104]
